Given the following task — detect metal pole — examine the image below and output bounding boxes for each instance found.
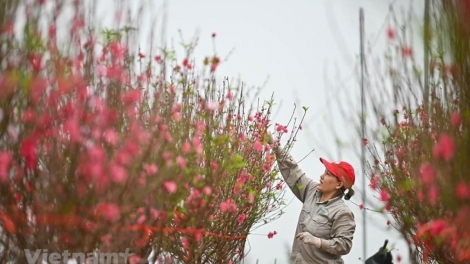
[424,0,430,113]
[359,8,367,262]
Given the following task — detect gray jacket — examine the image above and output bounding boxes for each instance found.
[275,147,356,264]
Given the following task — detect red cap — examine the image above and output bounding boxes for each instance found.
[320,158,355,189]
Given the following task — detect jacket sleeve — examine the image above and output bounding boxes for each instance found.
[320,209,356,255]
[274,145,317,203]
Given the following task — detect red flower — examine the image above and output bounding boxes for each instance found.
[0,212,16,233]
[419,163,435,185]
[220,199,237,212]
[20,136,38,169]
[0,152,12,183]
[267,231,277,239]
[451,111,461,129]
[253,141,263,152]
[95,203,121,222]
[163,181,177,194]
[380,189,390,202]
[456,182,470,200]
[369,175,380,190]
[433,134,455,161]
[396,254,402,263]
[362,138,368,146]
[386,27,396,40]
[237,213,246,223]
[428,185,439,205]
[401,46,413,58]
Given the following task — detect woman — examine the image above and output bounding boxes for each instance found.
[270,135,356,264]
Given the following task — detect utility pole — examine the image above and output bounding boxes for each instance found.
[359,8,367,262]
[424,0,430,113]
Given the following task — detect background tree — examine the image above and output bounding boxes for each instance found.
[353,0,470,263]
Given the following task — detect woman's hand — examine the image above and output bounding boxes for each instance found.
[296,232,322,248]
[267,132,274,144]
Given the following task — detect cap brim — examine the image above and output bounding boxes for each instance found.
[320,158,340,178]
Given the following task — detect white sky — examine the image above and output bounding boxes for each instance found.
[89,0,425,263]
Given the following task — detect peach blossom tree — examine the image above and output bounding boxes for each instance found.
[359,1,470,263]
[0,1,304,263]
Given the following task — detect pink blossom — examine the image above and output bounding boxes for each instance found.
[172,112,181,121]
[28,53,42,72]
[220,199,237,212]
[30,77,48,103]
[206,101,218,111]
[396,254,402,263]
[176,156,186,169]
[248,193,255,203]
[359,204,365,210]
[456,182,470,200]
[115,149,133,166]
[419,163,435,185]
[451,111,461,129]
[129,256,142,264]
[108,42,126,60]
[103,129,119,145]
[163,181,177,194]
[428,185,439,205]
[122,89,141,104]
[417,190,424,202]
[181,237,189,250]
[253,141,263,152]
[181,142,191,154]
[401,46,413,58]
[362,138,368,146]
[95,203,121,222]
[109,162,127,183]
[97,65,107,77]
[380,189,390,202]
[203,186,212,196]
[369,174,380,190]
[236,172,249,185]
[0,151,12,183]
[386,27,395,40]
[237,213,246,223]
[144,163,158,175]
[433,134,455,161]
[64,118,81,143]
[267,231,277,239]
[136,215,146,224]
[22,109,35,122]
[210,162,219,170]
[150,208,161,220]
[20,136,37,169]
[428,219,447,236]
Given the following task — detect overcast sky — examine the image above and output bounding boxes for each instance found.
[93,0,424,263]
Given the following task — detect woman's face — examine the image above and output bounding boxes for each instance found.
[317,170,343,194]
